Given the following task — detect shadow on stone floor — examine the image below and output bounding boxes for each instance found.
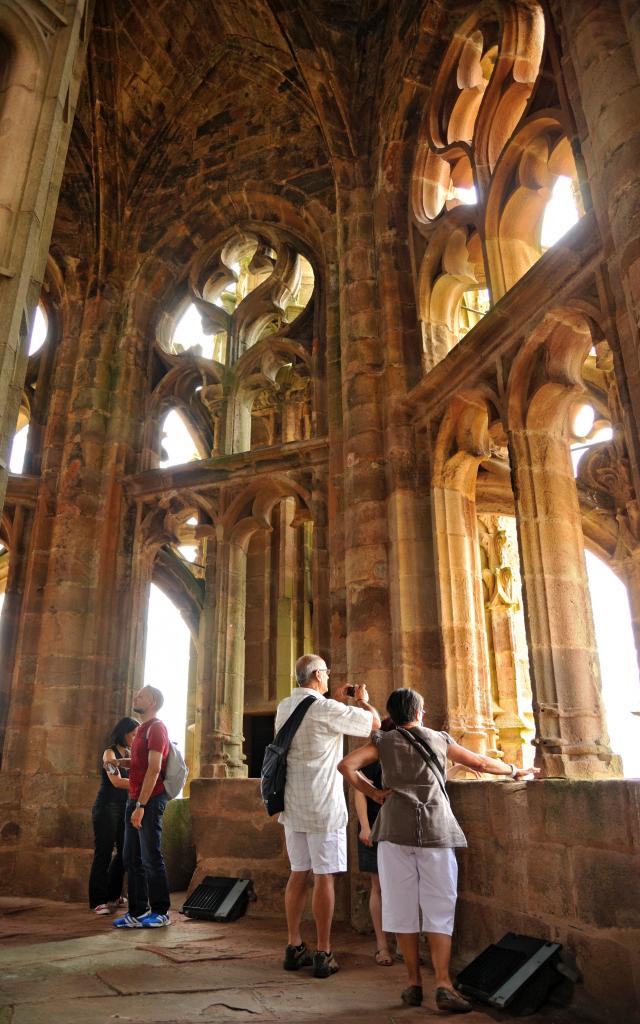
[0,895,601,1024]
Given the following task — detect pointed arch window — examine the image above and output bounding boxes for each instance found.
[411,2,585,368]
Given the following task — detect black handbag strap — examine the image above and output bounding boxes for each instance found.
[274,695,316,750]
[396,727,449,802]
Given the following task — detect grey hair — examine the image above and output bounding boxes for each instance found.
[295,654,326,686]
[144,685,165,711]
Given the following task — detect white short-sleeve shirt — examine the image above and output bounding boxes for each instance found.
[275,687,373,833]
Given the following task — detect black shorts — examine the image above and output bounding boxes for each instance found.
[357,838,378,873]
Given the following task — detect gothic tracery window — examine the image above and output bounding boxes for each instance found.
[411,2,583,370]
[151,230,315,462]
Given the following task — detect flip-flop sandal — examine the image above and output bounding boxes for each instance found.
[375,948,393,966]
[435,987,473,1013]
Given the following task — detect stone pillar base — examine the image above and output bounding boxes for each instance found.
[540,750,623,780]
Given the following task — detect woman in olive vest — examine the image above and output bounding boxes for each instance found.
[338,688,537,1014]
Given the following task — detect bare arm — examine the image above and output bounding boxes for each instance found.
[448,742,540,780]
[332,683,382,731]
[338,743,391,804]
[136,749,163,805]
[102,749,130,791]
[354,789,370,832]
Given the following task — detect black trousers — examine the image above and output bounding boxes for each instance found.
[123,793,170,918]
[88,798,127,908]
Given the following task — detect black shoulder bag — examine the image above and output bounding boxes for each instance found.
[260,696,316,816]
[396,727,450,803]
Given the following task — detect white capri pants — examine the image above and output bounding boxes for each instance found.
[377,842,458,935]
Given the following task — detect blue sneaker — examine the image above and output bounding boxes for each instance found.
[138,911,171,928]
[113,912,144,928]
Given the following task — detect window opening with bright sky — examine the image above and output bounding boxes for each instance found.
[570,401,640,777]
[159,409,200,468]
[143,583,190,776]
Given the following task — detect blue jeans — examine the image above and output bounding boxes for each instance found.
[123,793,170,918]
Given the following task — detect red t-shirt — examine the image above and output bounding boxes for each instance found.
[128,718,170,801]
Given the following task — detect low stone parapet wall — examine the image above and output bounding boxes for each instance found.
[449,779,640,1023]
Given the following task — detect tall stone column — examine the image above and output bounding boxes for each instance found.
[509,426,622,777]
[336,179,393,706]
[0,266,152,895]
[198,519,258,779]
[0,0,90,516]
[478,514,535,767]
[274,498,298,702]
[432,480,496,755]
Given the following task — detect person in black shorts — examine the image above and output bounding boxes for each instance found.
[354,720,394,966]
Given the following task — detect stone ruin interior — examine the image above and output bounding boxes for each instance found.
[0,0,639,1018]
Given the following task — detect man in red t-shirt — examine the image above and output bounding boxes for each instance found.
[113,685,172,928]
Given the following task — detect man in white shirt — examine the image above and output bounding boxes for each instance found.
[277,653,381,979]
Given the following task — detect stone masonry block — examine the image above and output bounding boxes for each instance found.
[572,846,640,929]
[449,782,492,839]
[565,926,640,1024]
[540,780,633,851]
[526,841,575,919]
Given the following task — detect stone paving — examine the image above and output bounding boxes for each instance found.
[0,895,599,1024]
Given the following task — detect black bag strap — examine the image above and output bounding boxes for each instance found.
[273,695,316,750]
[396,727,449,802]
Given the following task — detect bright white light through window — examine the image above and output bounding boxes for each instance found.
[144,583,190,779]
[571,423,613,475]
[178,545,197,563]
[29,306,48,355]
[452,184,477,204]
[160,410,199,468]
[586,550,640,777]
[9,424,28,474]
[173,304,214,359]
[541,175,580,248]
[572,403,595,439]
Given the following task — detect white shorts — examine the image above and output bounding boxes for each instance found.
[284,827,347,874]
[377,842,458,935]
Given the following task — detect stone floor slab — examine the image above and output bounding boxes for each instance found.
[0,895,598,1024]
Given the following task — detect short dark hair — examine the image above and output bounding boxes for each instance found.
[110,716,140,748]
[386,688,423,726]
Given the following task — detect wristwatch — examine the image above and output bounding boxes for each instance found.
[135,800,146,809]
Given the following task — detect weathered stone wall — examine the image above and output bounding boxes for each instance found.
[451,780,640,1023]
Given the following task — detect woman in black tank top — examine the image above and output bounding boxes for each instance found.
[88,716,139,914]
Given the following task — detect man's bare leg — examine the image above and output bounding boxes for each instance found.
[285,870,311,946]
[311,872,335,951]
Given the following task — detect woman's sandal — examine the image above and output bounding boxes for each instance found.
[375,948,393,966]
[434,987,473,1013]
[401,985,423,1006]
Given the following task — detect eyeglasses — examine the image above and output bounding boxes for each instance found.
[318,667,330,675]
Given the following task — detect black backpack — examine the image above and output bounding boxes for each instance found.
[260,696,315,816]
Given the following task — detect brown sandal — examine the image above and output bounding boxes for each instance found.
[375,948,393,966]
[435,987,472,1013]
[401,985,423,1006]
